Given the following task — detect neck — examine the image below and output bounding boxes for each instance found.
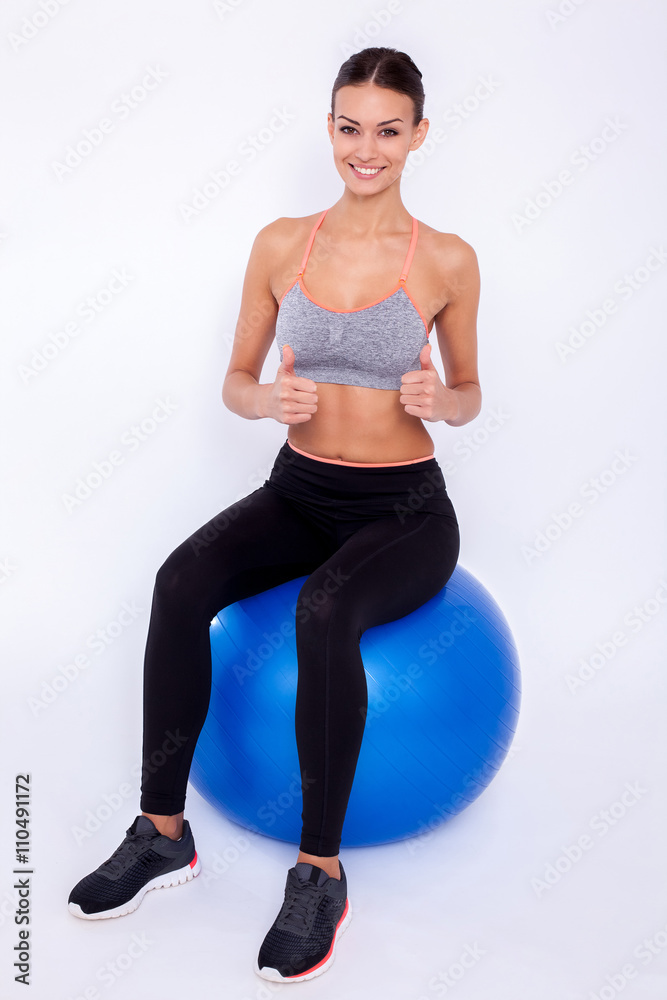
[327,189,411,236]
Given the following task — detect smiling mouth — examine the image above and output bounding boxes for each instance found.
[349,164,385,176]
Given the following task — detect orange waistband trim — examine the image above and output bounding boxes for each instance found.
[286,438,435,467]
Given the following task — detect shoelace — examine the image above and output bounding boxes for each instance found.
[101,830,159,878]
[279,875,327,931]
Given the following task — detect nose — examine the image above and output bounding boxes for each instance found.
[354,134,379,162]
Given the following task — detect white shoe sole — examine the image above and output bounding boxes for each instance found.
[68,851,201,920]
[254,897,352,983]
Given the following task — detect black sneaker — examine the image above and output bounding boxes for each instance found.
[68,814,200,919]
[255,861,352,982]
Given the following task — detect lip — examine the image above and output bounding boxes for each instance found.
[349,163,385,179]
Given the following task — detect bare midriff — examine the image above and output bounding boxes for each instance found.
[286,382,436,466]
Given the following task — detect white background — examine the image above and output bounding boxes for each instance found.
[1,0,666,997]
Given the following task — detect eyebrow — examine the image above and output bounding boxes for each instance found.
[336,115,403,126]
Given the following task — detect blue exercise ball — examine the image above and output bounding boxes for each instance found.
[190,565,521,847]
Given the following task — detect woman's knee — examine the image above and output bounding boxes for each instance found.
[296,565,356,636]
[153,541,204,606]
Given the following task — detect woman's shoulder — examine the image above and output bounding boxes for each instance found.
[416,218,477,261]
[253,212,321,248]
[414,220,480,302]
[248,214,322,291]
[416,219,479,288]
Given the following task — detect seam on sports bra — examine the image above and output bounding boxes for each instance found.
[298,275,403,313]
[281,279,430,337]
[277,275,299,309]
[277,280,430,340]
[399,284,430,336]
[277,209,429,334]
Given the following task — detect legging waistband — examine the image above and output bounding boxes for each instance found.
[286,437,435,468]
[265,440,452,517]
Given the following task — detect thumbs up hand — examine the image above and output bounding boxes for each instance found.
[263,344,319,424]
[399,343,457,422]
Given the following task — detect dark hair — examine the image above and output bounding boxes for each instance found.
[331,47,425,128]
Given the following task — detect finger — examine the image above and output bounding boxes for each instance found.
[283,386,318,406]
[290,377,318,393]
[400,392,428,409]
[280,343,295,371]
[280,391,318,409]
[399,382,423,395]
[420,343,436,369]
[284,412,313,424]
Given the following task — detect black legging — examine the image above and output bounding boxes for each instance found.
[139,440,460,856]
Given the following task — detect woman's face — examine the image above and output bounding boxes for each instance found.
[327,82,428,193]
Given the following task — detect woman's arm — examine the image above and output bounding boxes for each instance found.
[432,236,482,427]
[222,220,319,424]
[221,222,281,421]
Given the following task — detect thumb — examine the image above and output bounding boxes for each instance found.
[420,342,435,369]
[280,343,295,371]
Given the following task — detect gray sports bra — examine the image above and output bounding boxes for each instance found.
[275,208,430,390]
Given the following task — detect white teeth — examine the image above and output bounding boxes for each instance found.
[353,165,382,175]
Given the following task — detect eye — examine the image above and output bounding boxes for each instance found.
[338,126,399,137]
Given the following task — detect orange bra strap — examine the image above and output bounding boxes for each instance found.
[399,216,419,284]
[297,209,328,277]
[299,210,418,282]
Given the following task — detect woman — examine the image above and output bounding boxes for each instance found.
[68,46,481,983]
